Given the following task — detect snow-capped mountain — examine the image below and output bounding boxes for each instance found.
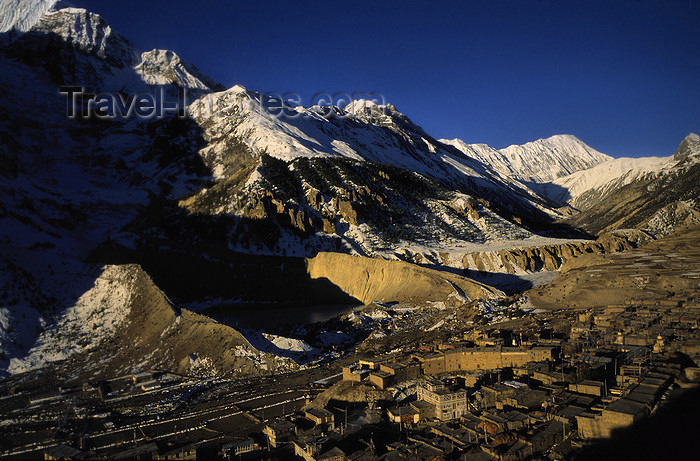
[0,1,521,377]
[1,0,221,95]
[0,0,71,33]
[188,86,521,190]
[1,0,687,380]
[535,155,672,210]
[559,133,700,237]
[533,133,699,210]
[182,85,593,265]
[0,0,229,375]
[441,134,611,184]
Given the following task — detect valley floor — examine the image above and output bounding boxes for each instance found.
[1,227,699,460]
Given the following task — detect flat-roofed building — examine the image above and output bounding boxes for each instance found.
[264,419,297,448]
[358,353,397,370]
[569,380,605,396]
[369,370,393,389]
[417,378,467,421]
[415,346,554,375]
[342,365,369,382]
[387,406,420,424]
[379,361,421,383]
[576,398,649,439]
[221,438,260,458]
[305,408,335,429]
[413,352,446,375]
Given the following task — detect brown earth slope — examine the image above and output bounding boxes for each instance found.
[527,224,700,311]
[60,264,295,380]
[306,252,503,305]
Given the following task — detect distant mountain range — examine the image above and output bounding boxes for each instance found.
[558,133,700,237]
[441,134,611,184]
[0,0,697,378]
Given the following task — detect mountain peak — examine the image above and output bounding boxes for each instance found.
[548,133,579,140]
[344,99,383,113]
[442,134,611,184]
[136,49,224,92]
[0,0,76,33]
[542,133,587,145]
[529,133,579,144]
[673,132,700,162]
[504,133,599,153]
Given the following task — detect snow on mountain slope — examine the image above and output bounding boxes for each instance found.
[439,139,508,175]
[2,1,221,95]
[190,88,527,192]
[0,53,215,374]
[561,133,700,236]
[5,264,299,378]
[0,0,73,33]
[6,265,134,374]
[674,132,700,162]
[187,88,566,232]
[135,49,223,92]
[536,155,672,209]
[441,134,611,183]
[535,133,700,211]
[499,135,611,180]
[0,5,227,374]
[183,87,592,268]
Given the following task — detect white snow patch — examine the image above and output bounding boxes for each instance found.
[7,266,133,374]
[262,333,316,353]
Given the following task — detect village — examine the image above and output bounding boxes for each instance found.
[0,293,698,461]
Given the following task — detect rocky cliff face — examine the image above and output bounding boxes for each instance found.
[461,230,653,275]
[177,152,546,259]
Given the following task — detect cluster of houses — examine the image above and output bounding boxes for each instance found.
[571,300,700,352]
[276,303,697,460]
[342,346,555,391]
[212,301,698,460]
[35,298,699,460]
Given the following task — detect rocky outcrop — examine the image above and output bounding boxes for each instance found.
[449,197,487,221]
[306,252,503,306]
[332,197,360,226]
[306,187,324,211]
[462,230,653,275]
[241,191,316,236]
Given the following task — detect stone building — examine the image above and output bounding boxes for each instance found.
[414,346,554,375]
[416,378,468,420]
[576,398,648,439]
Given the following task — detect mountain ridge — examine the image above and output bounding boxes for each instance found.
[0,1,695,381]
[558,133,700,237]
[441,134,611,184]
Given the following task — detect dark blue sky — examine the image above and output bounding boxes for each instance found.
[82,0,698,157]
